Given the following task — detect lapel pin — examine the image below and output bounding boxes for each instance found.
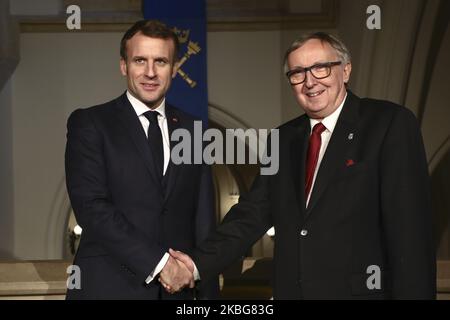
[346,159,355,167]
[347,133,354,140]
[172,117,178,123]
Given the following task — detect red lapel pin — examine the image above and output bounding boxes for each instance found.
[172,117,178,123]
[346,159,355,167]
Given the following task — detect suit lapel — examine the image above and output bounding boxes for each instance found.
[163,104,182,202]
[113,93,160,185]
[289,115,310,216]
[305,91,360,216]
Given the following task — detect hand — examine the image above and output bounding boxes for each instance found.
[169,248,195,273]
[159,249,194,294]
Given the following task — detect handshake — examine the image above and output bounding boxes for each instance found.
[158,248,197,294]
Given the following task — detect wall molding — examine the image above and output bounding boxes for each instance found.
[18,0,338,32]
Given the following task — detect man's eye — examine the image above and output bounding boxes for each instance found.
[155,59,168,66]
[135,58,145,64]
[312,65,327,72]
[290,69,305,77]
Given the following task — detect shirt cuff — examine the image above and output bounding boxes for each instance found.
[145,252,170,284]
[193,261,201,281]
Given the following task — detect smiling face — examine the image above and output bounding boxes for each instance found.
[287,39,351,119]
[120,32,178,109]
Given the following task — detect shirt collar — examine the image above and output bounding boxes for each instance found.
[309,93,347,134]
[126,90,166,119]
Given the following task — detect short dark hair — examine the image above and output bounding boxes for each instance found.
[120,20,180,62]
[283,32,351,73]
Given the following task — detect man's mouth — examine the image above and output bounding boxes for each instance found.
[141,83,159,90]
[305,90,325,98]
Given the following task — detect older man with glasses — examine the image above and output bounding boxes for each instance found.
[163,32,436,300]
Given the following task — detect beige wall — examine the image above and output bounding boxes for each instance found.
[11,33,125,259]
[208,31,283,130]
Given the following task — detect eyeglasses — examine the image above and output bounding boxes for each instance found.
[286,61,342,85]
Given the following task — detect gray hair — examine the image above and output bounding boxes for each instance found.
[283,32,351,74]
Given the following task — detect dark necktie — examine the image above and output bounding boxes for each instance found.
[305,122,326,199]
[143,111,164,179]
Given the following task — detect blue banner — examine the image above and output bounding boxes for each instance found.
[143,0,208,122]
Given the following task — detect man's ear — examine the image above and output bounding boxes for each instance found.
[120,58,127,76]
[172,61,180,78]
[343,62,352,84]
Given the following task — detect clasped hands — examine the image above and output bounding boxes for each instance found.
[159,248,196,294]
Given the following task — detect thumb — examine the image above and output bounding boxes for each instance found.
[169,249,194,272]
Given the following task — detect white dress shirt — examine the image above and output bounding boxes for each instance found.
[306,93,347,207]
[127,91,170,175]
[126,91,171,283]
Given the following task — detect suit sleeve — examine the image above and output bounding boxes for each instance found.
[65,109,167,281]
[380,107,436,299]
[192,170,273,285]
[192,164,220,299]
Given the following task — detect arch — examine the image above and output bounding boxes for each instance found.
[429,137,450,175]
[208,103,272,257]
[414,0,450,125]
[208,102,262,162]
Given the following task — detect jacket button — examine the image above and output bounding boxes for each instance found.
[300,229,308,236]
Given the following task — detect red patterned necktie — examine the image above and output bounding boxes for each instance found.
[305,122,326,199]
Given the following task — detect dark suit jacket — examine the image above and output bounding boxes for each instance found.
[65,93,218,300]
[193,90,436,299]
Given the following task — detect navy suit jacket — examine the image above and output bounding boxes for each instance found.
[65,93,218,299]
[193,90,436,299]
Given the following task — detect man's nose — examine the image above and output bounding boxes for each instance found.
[304,70,317,88]
[145,63,157,78]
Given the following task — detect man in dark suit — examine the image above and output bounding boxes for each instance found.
[65,20,218,299]
[164,32,436,299]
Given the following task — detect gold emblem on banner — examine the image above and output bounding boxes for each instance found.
[172,27,201,88]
